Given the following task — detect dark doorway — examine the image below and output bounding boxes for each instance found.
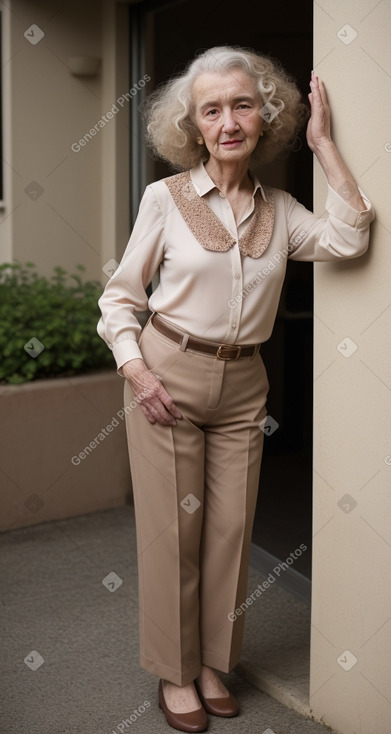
[130,0,313,579]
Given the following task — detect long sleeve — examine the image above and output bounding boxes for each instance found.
[286,183,374,261]
[97,186,165,371]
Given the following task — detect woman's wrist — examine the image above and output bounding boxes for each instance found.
[308,136,334,156]
[312,138,341,174]
[313,140,366,211]
[122,358,148,380]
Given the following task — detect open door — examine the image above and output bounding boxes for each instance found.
[130,0,314,583]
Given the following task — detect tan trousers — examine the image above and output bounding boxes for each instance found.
[123,317,269,686]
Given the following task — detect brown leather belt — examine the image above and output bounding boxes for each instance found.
[151,313,258,360]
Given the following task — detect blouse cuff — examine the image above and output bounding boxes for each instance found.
[326,183,375,229]
[113,339,143,376]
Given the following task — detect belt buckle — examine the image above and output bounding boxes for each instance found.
[216,344,242,360]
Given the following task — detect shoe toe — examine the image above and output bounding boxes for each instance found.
[194,682,239,717]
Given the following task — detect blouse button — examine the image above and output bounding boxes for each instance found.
[232,322,237,329]
[234,273,240,279]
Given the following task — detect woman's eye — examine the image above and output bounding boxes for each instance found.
[206,109,218,116]
[238,104,250,109]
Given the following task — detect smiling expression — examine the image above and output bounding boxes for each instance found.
[192,68,264,166]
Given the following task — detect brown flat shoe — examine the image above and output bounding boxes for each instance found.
[158,679,208,732]
[194,680,239,717]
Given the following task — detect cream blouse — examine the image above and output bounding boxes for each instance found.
[97,161,375,373]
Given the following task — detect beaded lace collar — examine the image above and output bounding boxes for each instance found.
[164,170,274,259]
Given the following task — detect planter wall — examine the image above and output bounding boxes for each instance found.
[0,370,132,532]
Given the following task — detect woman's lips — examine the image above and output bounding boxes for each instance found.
[221,140,242,148]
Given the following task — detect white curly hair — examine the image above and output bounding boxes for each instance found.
[143,45,308,170]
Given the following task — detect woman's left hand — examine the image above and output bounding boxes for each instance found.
[305,71,366,210]
[306,71,332,153]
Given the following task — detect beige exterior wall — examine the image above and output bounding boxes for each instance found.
[311,1,391,732]
[0,0,130,280]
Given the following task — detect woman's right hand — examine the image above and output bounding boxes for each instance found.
[122,358,182,426]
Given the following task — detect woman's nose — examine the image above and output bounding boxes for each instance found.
[221,110,239,133]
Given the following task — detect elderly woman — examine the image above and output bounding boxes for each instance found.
[97,46,374,733]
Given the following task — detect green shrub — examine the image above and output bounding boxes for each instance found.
[0,262,114,384]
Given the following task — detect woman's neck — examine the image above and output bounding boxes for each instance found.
[204,158,253,197]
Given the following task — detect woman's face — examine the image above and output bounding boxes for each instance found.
[192,68,264,167]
